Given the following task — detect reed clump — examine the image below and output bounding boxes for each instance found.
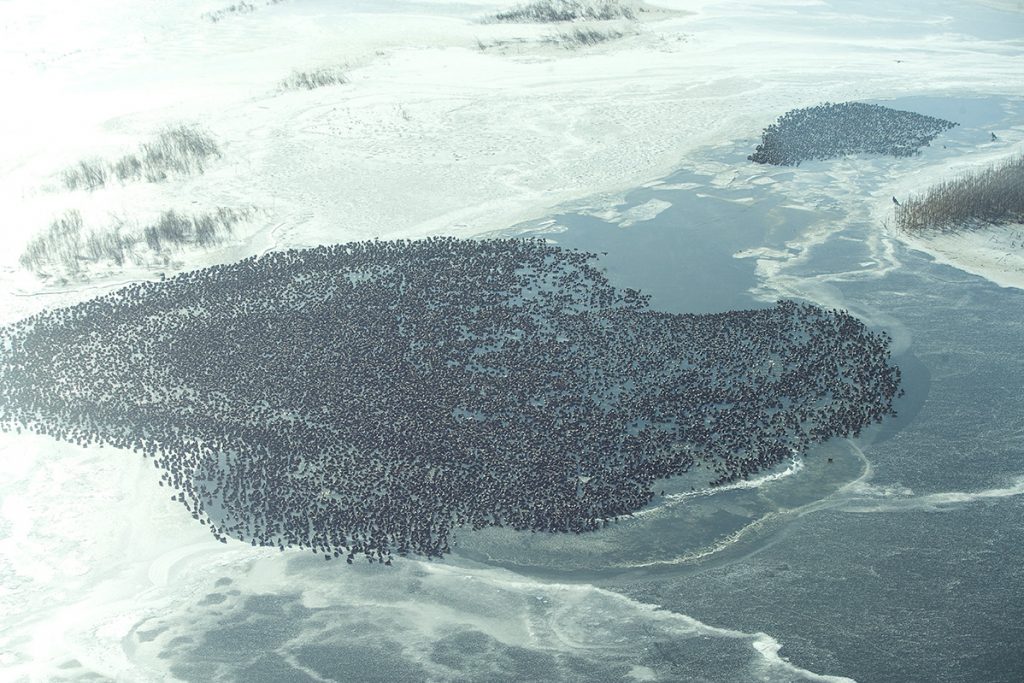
[896,154,1024,233]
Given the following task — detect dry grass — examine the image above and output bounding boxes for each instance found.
[896,154,1024,233]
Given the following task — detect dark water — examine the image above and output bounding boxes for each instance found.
[543,172,809,315]
[617,232,1024,683]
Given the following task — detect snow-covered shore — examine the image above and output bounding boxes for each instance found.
[876,138,1024,290]
[898,222,1024,290]
[3,0,1024,318]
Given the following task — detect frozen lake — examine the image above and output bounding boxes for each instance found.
[2,1,1024,681]
[120,94,1024,683]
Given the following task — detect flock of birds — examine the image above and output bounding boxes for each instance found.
[0,238,902,563]
[748,101,958,166]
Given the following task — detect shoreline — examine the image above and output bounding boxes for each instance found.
[877,138,1024,290]
[5,1,1024,313]
[897,222,1024,290]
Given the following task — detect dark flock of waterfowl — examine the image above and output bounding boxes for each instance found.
[0,238,901,563]
[749,101,958,166]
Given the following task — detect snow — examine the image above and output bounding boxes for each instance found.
[899,223,1024,290]
[3,0,1023,318]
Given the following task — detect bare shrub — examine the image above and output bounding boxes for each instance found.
[143,208,251,254]
[545,26,624,47]
[279,67,348,91]
[61,160,109,191]
[487,0,636,22]
[896,154,1024,234]
[204,2,256,23]
[112,154,143,182]
[204,0,288,22]
[136,125,221,182]
[83,218,135,267]
[62,125,220,191]
[20,210,85,274]
[20,208,255,277]
[144,211,190,252]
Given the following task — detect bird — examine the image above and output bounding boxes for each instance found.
[892,196,900,206]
